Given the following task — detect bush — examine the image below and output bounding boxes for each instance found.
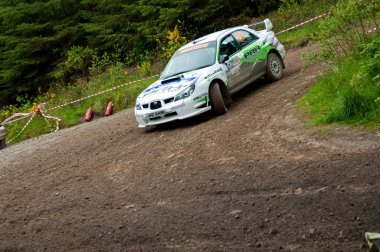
[300,32,380,125]
[318,0,379,59]
[162,26,188,59]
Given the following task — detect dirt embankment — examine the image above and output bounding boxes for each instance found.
[0,44,379,251]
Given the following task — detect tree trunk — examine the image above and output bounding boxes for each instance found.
[61,0,67,17]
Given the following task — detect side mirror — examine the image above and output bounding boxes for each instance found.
[220,54,229,63]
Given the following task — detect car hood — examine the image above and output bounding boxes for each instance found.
[137,67,211,102]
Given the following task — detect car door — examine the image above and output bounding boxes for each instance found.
[218,35,243,92]
[231,30,265,87]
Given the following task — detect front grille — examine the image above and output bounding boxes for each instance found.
[150,116,161,121]
[164,97,174,104]
[150,101,162,110]
[165,112,177,117]
[142,104,149,109]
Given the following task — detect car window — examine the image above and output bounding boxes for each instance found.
[232,30,258,48]
[160,41,217,79]
[219,35,240,61]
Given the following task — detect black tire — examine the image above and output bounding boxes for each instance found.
[209,83,227,115]
[0,139,5,150]
[266,52,283,81]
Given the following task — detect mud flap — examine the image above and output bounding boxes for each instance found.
[365,232,380,252]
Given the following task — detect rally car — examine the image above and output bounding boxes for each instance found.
[135,19,285,127]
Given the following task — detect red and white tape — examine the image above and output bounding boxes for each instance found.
[1,75,159,143]
[1,103,61,144]
[1,11,339,144]
[368,26,379,33]
[46,74,159,112]
[276,12,331,35]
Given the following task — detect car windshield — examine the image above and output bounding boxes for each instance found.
[160,41,217,80]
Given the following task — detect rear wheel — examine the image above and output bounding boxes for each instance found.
[209,83,227,115]
[266,53,283,81]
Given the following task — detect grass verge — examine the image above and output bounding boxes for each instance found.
[277,21,320,48]
[1,64,158,144]
[299,33,380,127]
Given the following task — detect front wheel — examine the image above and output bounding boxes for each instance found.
[266,53,283,81]
[209,83,227,115]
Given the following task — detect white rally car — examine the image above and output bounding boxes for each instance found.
[135,19,285,127]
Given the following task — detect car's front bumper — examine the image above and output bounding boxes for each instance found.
[135,97,211,127]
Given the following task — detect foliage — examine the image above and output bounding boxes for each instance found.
[299,0,380,126]
[51,46,96,83]
[137,61,153,76]
[270,0,335,48]
[0,66,159,144]
[277,22,319,48]
[0,0,283,106]
[163,26,188,59]
[273,0,336,31]
[318,0,379,59]
[299,33,380,125]
[3,0,375,144]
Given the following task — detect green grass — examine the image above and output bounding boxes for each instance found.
[277,21,321,48]
[264,0,334,48]
[4,0,375,144]
[1,65,158,144]
[299,39,380,127]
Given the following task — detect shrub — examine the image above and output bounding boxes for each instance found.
[300,32,380,125]
[162,26,188,59]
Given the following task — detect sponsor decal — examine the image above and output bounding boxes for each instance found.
[142,77,196,96]
[226,56,240,69]
[180,43,209,54]
[193,92,208,102]
[195,96,208,104]
[142,85,186,98]
[204,67,222,80]
[244,46,261,60]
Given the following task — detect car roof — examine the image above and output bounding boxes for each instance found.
[179,26,257,51]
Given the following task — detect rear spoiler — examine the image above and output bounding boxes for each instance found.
[244,18,273,31]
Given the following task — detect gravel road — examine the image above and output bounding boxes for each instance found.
[1,44,379,251]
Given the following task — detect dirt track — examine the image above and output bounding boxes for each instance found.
[1,44,380,251]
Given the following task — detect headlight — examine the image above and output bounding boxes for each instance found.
[135,102,142,110]
[174,84,195,101]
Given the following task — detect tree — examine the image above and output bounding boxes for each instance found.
[0,0,282,106]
